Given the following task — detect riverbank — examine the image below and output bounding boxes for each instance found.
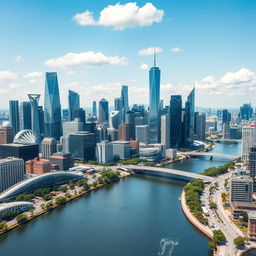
[0,172,132,235]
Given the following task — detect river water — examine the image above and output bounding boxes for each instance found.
[0,142,241,256]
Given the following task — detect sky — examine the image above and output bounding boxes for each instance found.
[0,0,256,110]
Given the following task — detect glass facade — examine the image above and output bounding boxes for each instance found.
[28,94,41,142]
[98,98,109,124]
[184,87,195,147]
[149,66,161,143]
[68,90,80,121]
[44,72,62,140]
[9,100,20,136]
[92,101,97,117]
[170,95,182,148]
[19,102,31,130]
[121,85,129,111]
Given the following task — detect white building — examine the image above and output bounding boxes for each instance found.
[96,141,113,164]
[242,125,256,162]
[41,137,57,158]
[0,157,24,193]
[0,201,33,216]
[165,148,177,160]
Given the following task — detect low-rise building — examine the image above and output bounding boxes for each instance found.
[0,201,33,217]
[49,152,74,171]
[26,157,51,174]
[111,141,130,160]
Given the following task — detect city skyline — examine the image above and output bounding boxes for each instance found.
[0,0,256,108]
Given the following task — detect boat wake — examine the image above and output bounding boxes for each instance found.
[158,238,178,256]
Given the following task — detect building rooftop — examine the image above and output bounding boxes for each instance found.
[0,157,22,163]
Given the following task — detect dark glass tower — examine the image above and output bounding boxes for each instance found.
[68,90,80,121]
[93,101,97,117]
[44,72,62,140]
[149,54,161,143]
[184,87,195,147]
[170,95,182,148]
[19,101,31,130]
[9,100,20,136]
[98,98,109,124]
[121,85,129,111]
[28,94,41,142]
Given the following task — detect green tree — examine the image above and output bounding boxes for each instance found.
[16,213,28,224]
[55,196,66,205]
[212,230,226,245]
[234,236,246,248]
[209,202,217,209]
[1,211,18,221]
[92,181,98,187]
[0,222,7,231]
[58,185,68,192]
[45,201,54,210]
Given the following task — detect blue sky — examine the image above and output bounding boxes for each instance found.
[0,0,256,109]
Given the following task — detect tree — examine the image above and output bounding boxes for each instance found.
[55,196,66,205]
[58,185,68,192]
[92,181,98,187]
[16,213,28,224]
[68,181,75,190]
[0,222,7,231]
[83,183,90,190]
[1,211,18,221]
[234,236,246,248]
[209,202,217,209]
[212,230,226,245]
[239,212,248,222]
[45,201,54,210]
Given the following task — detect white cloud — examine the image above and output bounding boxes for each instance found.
[15,55,22,62]
[24,71,43,78]
[44,51,127,68]
[66,70,75,76]
[138,46,162,56]
[73,2,164,30]
[0,70,17,83]
[220,68,255,85]
[9,83,20,89]
[140,63,149,70]
[29,79,43,84]
[170,47,183,53]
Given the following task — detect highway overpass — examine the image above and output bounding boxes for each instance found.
[183,152,238,160]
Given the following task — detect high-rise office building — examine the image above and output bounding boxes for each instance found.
[121,85,129,111]
[19,102,31,130]
[149,54,161,144]
[96,124,108,143]
[184,88,195,147]
[239,104,253,121]
[249,145,256,192]
[68,90,80,121]
[98,98,109,124]
[111,141,131,160]
[161,114,170,148]
[41,138,58,159]
[222,124,230,139]
[38,106,44,137]
[114,97,122,112]
[93,101,97,117]
[119,123,132,141]
[170,95,182,148]
[222,109,231,125]
[0,157,24,193]
[9,100,20,136]
[0,122,14,144]
[109,111,121,129]
[135,125,149,144]
[242,125,256,162]
[44,72,62,140]
[28,94,41,142]
[63,118,84,138]
[194,112,206,141]
[96,141,113,164]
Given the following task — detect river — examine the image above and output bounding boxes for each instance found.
[0,142,240,256]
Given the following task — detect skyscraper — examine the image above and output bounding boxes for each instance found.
[28,94,41,142]
[109,111,121,129]
[149,54,161,143]
[222,109,231,125]
[248,145,256,191]
[98,98,109,124]
[19,102,31,130]
[93,101,97,117]
[194,112,206,141]
[121,85,129,111]
[68,90,80,121]
[170,95,182,148]
[9,100,20,136]
[242,125,256,162]
[44,72,62,140]
[114,97,122,112]
[239,103,253,120]
[184,87,195,147]
[161,114,170,148]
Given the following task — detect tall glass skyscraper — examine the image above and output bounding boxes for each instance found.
[44,72,62,140]
[121,85,129,111]
[93,101,97,117]
[184,87,195,147]
[170,95,182,148]
[149,55,161,144]
[19,101,31,130]
[68,90,80,121]
[98,98,109,124]
[28,94,41,142]
[9,100,20,136]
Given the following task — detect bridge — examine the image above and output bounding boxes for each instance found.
[122,165,215,182]
[182,152,238,160]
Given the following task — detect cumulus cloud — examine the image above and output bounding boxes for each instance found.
[15,55,22,62]
[140,63,149,70]
[24,71,43,78]
[0,70,17,83]
[170,47,183,53]
[138,46,162,56]
[44,51,127,68]
[9,83,20,89]
[73,2,164,30]
[28,79,43,84]
[66,70,75,76]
